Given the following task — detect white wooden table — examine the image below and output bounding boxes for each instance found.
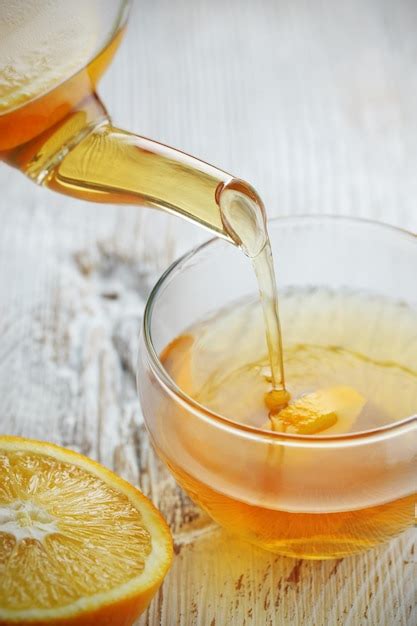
[0,1,415,624]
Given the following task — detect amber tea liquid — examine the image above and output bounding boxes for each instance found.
[160,290,417,558]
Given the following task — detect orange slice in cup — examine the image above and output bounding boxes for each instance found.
[267,385,366,435]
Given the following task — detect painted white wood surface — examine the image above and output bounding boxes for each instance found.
[0,1,415,624]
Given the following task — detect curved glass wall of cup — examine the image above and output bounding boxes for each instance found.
[138,216,416,557]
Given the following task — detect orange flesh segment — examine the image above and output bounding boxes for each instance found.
[0,436,173,622]
[266,386,366,435]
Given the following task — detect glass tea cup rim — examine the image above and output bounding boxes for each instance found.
[142,215,417,448]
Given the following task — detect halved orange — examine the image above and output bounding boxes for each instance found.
[0,436,173,626]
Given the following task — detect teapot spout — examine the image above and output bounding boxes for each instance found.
[41,113,240,242]
[7,90,266,246]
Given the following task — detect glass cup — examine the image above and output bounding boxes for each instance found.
[137,216,416,559]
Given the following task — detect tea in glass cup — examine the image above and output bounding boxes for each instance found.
[138,217,416,559]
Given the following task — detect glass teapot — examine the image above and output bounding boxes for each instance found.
[0,0,266,252]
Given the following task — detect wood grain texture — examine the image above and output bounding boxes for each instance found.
[0,0,415,624]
